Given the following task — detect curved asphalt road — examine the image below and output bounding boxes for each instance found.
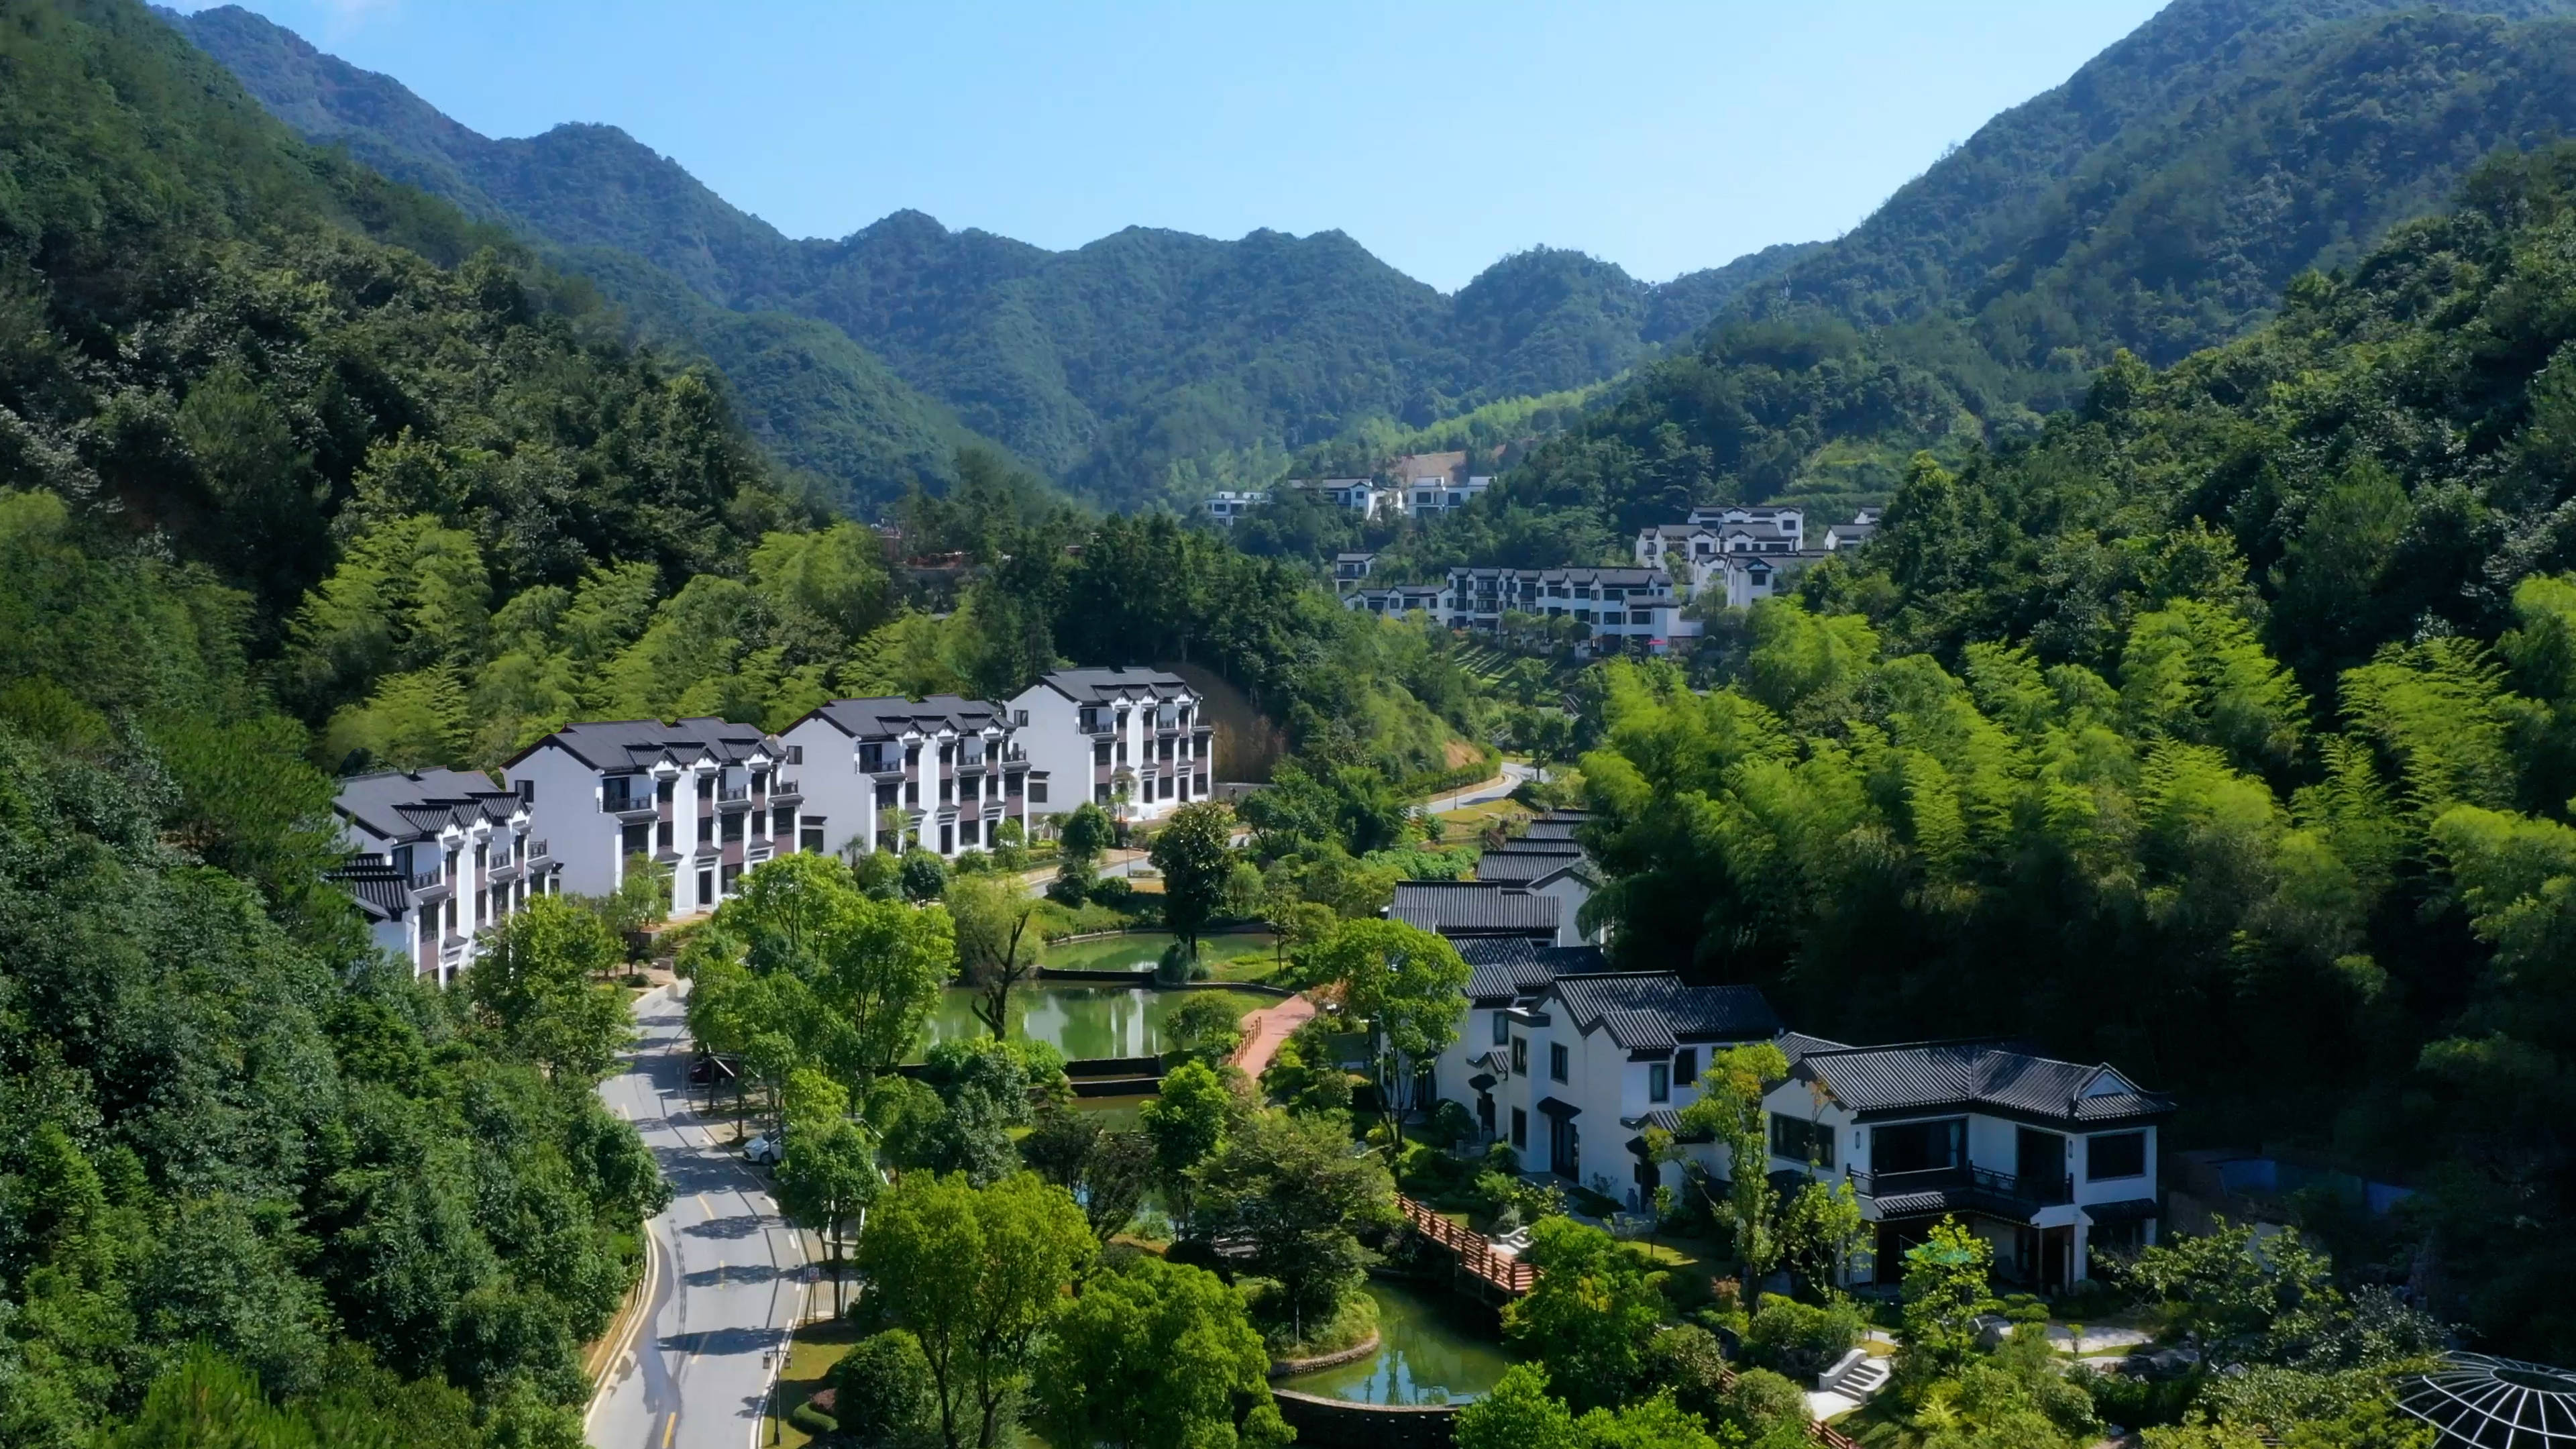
[590,986,816,1449]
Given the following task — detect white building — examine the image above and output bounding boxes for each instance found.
[1289,478,1399,519]
[1006,667,1212,826]
[1334,551,1377,593]
[1638,506,1883,609]
[1440,566,1695,654]
[1426,945,1784,1208]
[1409,475,1493,518]
[504,717,804,920]
[331,767,561,983]
[778,696,1040,859]
[1764,1036,2172,1291]
[1204,490,1271,525]
[1344,583,1444,619]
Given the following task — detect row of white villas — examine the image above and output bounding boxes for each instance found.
[1406,813,2169,1289]
[1204,475,1496,525]
[331,767,564,984]
[1634,505,1881,610]
[1344,566,1697,655]
[332,669,1210,974]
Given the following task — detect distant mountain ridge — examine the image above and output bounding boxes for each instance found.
[170,4,1809,509]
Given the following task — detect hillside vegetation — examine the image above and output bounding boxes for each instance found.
[1585,142,2576,1355]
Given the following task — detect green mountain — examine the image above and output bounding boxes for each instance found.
[1463,0,2576,553]
[167,4,1798,509]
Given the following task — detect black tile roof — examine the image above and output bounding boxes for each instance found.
[1626,1107,1715,1147]
[508,716,782,771]
[1777,1032,1851,1066]
[1458,937,1610,1000]
[1521,820,1582,841]
[1037,667,1194,704]
[1474,851,1592,885]
[1550,973,1782,1049]
[325,853,412,920]
[335,768,517,842]
[1389,881,1559,937]
[1795,1040,2176,1125]
[799,694,1008,740]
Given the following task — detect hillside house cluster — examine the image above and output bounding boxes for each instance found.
[1398,809,2169,1290]
[331,670,1212,974]
[1635,504,1881,609]
[1342,566,1695,655]
[1203,490,1271,525]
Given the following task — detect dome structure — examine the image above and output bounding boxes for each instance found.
[2400,1353,2576,1446]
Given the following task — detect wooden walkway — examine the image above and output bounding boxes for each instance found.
[1396,1194,1537,1297]
[1390,1193,1862,1448]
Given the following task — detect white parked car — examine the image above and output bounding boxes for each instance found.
[742,1134,782,1167]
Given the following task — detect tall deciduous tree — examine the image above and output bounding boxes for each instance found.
[466,896,633,1083]
[855,1172,1095,1449]
[773,1068,880,1316]
[1139,1059,1236,1236]
[1193,1110,1395,1342]
[1312,918,1470,1144]
[1149,800,1238,955]
[1032,1254,1287,1449]
[1677,1040,1790,1287]
[1501,1219,1668,1414]
[947,873,1040,1038]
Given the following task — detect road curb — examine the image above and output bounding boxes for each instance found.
[582,983,676,1434]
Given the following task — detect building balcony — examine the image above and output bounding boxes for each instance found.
[1848,1164,2072,1219]
[769,780,801,800]
[718,783,751,802]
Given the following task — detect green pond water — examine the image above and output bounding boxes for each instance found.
[1278,1279,1510,1405]
[1038,929,1275,973]
[914,983,1275,1062]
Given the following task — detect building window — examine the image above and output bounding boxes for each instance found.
[1674,1048,1697,1086]
[939,823,954,853]
[1095,742,1112,766]
[1648,1065,1670,1104]
[720,812,743,843]
[1511,1037,1527,1075]
[1493,1012,1510,1047]
[657,820,674,851]
[697,869,714,904]
[697,774,714,800]
[773,806,793,837]
[800,820,824,854]
[1549,1042,1568,1083]
[905,782,920,807]
[657,777,676,804]
[939,779,953,804]
[1770,1114,1836,1169]
[1031,782,1049,804]
[961,817,979,846]
[623,822,650,857]
[1095,784,1110,805]
[720,863,741,895]
[1872,1118,1964,1174]
[1511,1108,1527,1150]
[698,816,714,845]
[2088,1131,2147,1181]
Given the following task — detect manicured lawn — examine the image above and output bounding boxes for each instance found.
[767,1314,864,1449]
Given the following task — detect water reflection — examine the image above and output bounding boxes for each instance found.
[1280,1279,1509,1405]
[914,984,1272,1061]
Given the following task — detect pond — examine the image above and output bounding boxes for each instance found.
[1277,1279,1511,1406]
[913,983,1277,1062]
[1038,929,1276,974]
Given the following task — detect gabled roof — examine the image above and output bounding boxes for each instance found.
[1335,551,1377,563]
[1794,1040,2176,1125]
[1475,851,1595,886]
[1032,667,1194,705]
[325,852,412,920]
[507,716,782,772]
[1389,881,1559,937]
[796,694,1008,741]
[1487,838,1582,857]
[1458,937,1610,1001]
[335,767,517,842]
[1548,973,1781,1050]
[1521,820,1582,841]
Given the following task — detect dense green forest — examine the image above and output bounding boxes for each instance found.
[167,3,1809,512]
[1581,142,2576,1356]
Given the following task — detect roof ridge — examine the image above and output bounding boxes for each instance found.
[1799,1036,2013,1058]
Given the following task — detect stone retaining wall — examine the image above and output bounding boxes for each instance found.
[1271,1391,1458,1449]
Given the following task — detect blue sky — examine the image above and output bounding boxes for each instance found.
[178,1,2168,291]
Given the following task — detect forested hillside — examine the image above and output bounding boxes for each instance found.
[1582,142,2576,1354]
[168,3,1799,510]
[1439,0,2576,564]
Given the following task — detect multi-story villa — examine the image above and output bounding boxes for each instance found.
[504,717,805,920]
[1764,1036,2172,1292]
[1006,667,1213,825]
[1203,490,1270,525]
[331,767,561,983]
[1345,583,1444,619]
[1334,551,1377,592]
[1637,506,1884,609]
[1291,479,1397,518]
[1439,566,1694,654]
[1409,474,1493,517]
[778,695,1040,858]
